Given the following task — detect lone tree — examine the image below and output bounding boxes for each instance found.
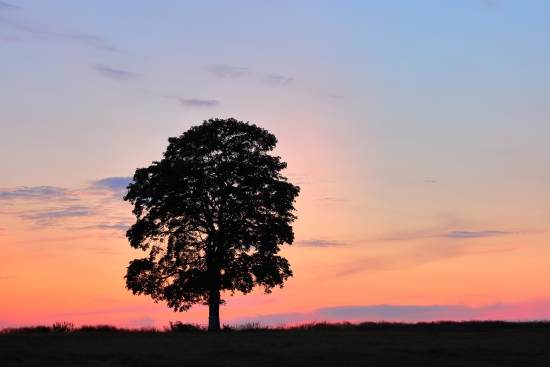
[123,118,300,331]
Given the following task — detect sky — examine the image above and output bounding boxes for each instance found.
[1,0,549,328]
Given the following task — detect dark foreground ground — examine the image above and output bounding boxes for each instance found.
[1,322,549,367]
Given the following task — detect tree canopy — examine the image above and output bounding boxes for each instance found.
[123,118,300,331]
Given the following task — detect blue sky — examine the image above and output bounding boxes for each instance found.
[2,0,549,187]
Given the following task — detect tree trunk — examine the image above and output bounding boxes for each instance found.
[208,289,221,331]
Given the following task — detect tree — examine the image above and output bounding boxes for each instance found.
[123,118,300,331]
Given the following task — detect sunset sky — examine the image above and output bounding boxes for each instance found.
[1,0,549,328]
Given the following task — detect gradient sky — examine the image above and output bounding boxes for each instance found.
[1,0,549,328]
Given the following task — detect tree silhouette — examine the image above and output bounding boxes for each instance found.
[123,118,300,331]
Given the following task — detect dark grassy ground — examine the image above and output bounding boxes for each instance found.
[1,322,549,366]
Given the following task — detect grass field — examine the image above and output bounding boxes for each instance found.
[1,321,549,366]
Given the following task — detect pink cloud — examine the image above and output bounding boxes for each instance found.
[229,299,550,326]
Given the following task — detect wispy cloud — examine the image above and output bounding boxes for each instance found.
[88,246,120,255]
[0,18,116,49]
[21,205,92,224]
[0,2,19,11]
[177,98,221,108]
[0,177,133,203]
[0,33,21,42]
[331,226,538,278]
[441,230,509,239]
[321,197,348,205]
[206,63,294,87]
[0,177,136,239]
[334,257,395,278]
[285,172,311,186]
[0,177,134,230]
[92,64,140,81]
[78,223,130,234]
[262,74,294,86]
[379,225,538,243]
[128,317,155,327]
[0,275,16,280]
[0,6,119,51]
[231,299,550,325]
[295,238,345,247]
[439,229,538,239]
[205,64,252,78]
[0,176,133,202]
[59,34,118,51]
[321,94,346,99]
[0,186,71,200]
[96,224,129,231]
[92,177,132,191]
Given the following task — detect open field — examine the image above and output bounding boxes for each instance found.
[1,322,549,366]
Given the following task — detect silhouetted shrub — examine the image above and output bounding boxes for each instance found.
[132,326,159,332]
[77,325,121,332]
[289,321,357,331]
[163,321,205,332]
[2,320,549,334]
[52,321,74,333]
[1,326,52,334]
[234,322,270,331]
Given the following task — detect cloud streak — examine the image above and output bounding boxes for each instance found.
[295,238,345,247]
[205,64,252,78]
[262,74,294,86]
[0,176,137,234]
[439,229,538,239]
[0,33,21,42]
[92,64,140,81]
[379,226,539,243]
[0,177,133,203]
[177,98,220,108]
[95,224,129,231]
[0,186,71,200]
[21,205,92,224]
[92,177,132,191]
[0,6,118,51]
[332,227,537,278]
[206,64,294,87]
[322,197,347,202]
[231,299,550,325]
[88,247,121,255]
[0,177,134,230]
[127,317,155,327]
[161,94,221,108]
[0,2,19,11]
